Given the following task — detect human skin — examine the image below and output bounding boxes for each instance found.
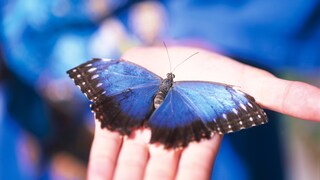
[87,46,320,180]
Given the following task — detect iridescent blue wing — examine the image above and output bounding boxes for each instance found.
[148,81,267,148]
[67,58,162,135]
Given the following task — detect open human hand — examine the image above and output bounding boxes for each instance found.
[87,46,320,180]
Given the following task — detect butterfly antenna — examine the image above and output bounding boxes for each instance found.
[163,42,172,72]
[171,52,199,72]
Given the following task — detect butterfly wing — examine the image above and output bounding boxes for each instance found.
[148,81,267,148]
[67,58,162,135]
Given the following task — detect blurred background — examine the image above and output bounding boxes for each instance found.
[0,0,319,179]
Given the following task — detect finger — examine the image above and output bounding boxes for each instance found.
[143,145,182,180]
[113,129,150,180]
[241,65,320,121]
[260,77,320,121]
[87,121,123,180]
[175,134,223,180]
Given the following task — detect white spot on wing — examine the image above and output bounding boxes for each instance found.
[72,69,77,72]
[258,115,261,118]
[227,129,234,133]
[232,108,238,114]
[240,103,247,111]
[249,117,253,121]
[102,91,106,95]
[88,67,97,72]
[91,74,99,79]
[248,102,253,108]
[228,125,232,129]
[235,89,245,95]
[223,114,227,119]
[96,83,103,87]
[239,121,243,125]
[82,82,86,85]
[77,74,81,78]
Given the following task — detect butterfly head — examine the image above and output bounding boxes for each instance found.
[166,73,175,81]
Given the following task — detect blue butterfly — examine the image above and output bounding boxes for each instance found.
[67,58,267,148]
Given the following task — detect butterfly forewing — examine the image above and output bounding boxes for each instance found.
[67,58,162,134]
[174,81,267,134]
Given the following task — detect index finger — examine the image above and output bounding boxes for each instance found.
[242,66,320,121]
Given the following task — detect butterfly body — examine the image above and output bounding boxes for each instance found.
[67,58,268,148]
[154,73,175,109]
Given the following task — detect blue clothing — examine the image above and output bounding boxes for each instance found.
[167,0,320,71]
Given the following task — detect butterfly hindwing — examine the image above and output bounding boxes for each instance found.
[67,58,162,135]
[148,88,212,148]
[148,81,267,148]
